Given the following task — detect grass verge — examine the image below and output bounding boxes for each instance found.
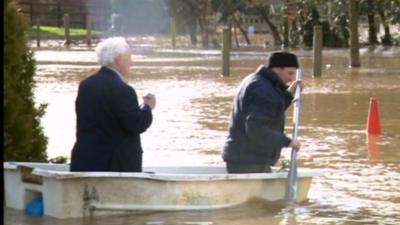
[29,25,103,39]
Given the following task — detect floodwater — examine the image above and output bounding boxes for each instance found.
[4,42,400,225]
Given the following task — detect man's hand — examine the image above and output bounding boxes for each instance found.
[288,79,304,96]
[289,139,301,151]
[143,93,156,110]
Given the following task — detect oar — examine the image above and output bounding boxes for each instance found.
[286,68,303,203]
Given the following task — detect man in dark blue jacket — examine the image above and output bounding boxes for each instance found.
[70,37,156,172]
[223,52,302,173]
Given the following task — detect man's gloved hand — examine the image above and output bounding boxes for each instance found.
[143,93,156,110]
[287,79,304,96]
[289,139,301,151]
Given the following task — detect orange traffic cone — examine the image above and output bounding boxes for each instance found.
[366,97,381,135]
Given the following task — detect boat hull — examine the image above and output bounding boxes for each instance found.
[4,162,317,218]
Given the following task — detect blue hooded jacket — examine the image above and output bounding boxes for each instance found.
[223,65,293,165]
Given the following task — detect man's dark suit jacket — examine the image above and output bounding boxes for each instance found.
[70,67,153,172]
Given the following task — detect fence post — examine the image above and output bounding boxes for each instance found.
[63,13,71,46]
[222,27,230,76]
[313,25,323,77]
[36,18,41,48]
[170,16,176,49]
[86,15,92,47]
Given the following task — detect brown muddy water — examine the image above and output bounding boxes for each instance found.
[4,44,400,225]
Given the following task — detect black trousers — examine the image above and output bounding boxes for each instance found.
[226,162,271,173]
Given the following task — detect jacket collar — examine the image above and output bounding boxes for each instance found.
[255,65,288,92]
[99,66,127,83]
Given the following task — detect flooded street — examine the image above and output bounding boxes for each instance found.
[5,44,400,225]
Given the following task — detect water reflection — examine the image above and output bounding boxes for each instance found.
[5,200,290,225]
[6,47,400,224]
[367,134,381,163]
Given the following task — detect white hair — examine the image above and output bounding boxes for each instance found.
[95,37,130,67]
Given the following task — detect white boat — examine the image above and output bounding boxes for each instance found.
[3,162,319,219]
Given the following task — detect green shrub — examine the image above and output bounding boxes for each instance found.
[4,0,48,162]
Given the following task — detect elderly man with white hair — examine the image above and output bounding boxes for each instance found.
[70,37,156,172]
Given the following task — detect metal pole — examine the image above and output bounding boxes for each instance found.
[287,68,303,203]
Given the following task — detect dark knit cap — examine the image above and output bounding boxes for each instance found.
[267,51,299,68]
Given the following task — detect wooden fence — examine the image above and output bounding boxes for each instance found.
[16,0,111,30]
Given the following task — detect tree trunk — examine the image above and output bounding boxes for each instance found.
[349,0,360,67]
[185,13,197,46]
[367,13,378,45]
[189,0,208,48]
[366,0,378,45]
[181,1,200,47]
[378,7,392,46]
[198,18,209,48]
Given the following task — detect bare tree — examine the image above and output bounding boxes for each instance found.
[377,1,393,45]
[169,0,212,47]
[361,0,379,45]
[217,0,251,47]
[231,13,251,45]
